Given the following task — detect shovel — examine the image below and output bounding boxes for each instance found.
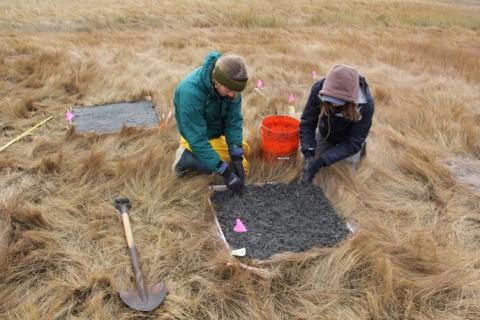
[114,197,168,312]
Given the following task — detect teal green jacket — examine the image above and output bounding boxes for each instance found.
[174,51,244,172]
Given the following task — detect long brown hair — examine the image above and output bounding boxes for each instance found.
[320,101,361,122]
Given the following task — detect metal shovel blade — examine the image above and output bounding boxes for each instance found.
[119,283,168,312]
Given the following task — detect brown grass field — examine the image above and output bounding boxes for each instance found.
[1,0,480,319]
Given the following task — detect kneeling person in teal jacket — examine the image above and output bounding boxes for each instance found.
[173,51,250,190]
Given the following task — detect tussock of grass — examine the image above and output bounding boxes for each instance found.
[1,0,480,319]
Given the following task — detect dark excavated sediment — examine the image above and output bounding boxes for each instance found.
[211,183,350,260]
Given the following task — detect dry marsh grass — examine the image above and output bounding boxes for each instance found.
[1,0,480,319]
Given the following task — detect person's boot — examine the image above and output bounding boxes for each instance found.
[174,149,210,177]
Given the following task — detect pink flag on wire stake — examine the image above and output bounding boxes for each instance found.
[65,110,74,123]
[312,70,317,80]
[256,79,264,89]
[233,218,247,233]
[288,94,295,104]
[254,79,267,98]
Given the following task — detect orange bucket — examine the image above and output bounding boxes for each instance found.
[261,115,300,160]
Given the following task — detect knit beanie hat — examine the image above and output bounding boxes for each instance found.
[212,54,248,92]
[319,64,359,106]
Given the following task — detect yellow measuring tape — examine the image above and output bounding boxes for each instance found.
[0,116,54,152]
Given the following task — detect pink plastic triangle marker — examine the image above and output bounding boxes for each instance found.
[233,218,247,233]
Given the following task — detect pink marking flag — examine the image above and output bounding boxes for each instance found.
[256,79,264,89]
[65,110,74,123]
[233,218,247,233]
[312,70,317,80]
[288,94,295,104]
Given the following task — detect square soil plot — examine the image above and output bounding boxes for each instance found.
[210,183,351,260]
[72,100,160,134]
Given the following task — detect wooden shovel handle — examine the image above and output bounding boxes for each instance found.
[118,207,148,302]
[121,213,135,248]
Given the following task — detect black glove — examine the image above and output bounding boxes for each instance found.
[231,160,246,183]
[299,147,325,183]
[304,158,325,183]
[229,146,246,183]
[299,149,314,183]
[217,161,244,190]
[299,155,314,184]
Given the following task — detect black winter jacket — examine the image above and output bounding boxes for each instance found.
[299,76,374,166]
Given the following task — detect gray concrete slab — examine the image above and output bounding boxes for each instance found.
[72,100,160,134]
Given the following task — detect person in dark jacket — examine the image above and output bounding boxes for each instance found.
[299,64,375,183]
[173,51,249,190]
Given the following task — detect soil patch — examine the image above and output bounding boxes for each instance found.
[211,183,350,260]
[72,100,160,134]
